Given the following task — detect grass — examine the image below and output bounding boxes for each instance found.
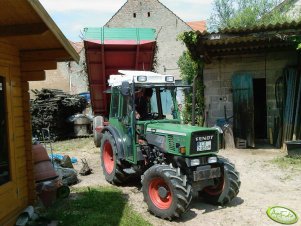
[41,186,152,226]
[271,155,301,170]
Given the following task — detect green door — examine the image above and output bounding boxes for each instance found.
[232,74,255,147]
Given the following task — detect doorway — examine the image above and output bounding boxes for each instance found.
[253,78,267,139]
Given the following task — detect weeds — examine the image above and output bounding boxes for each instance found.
[271,156,301,170]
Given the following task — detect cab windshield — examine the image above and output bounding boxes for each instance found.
[135,86,179,120]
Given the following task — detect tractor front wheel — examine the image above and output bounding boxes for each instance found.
[142,165,192,220]
[200,157,241,205]
[100,131,127,184]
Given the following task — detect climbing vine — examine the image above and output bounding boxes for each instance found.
[177,31,206,126]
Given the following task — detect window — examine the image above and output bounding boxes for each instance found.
[133,13,136,18]
[110,88,119,118]
[0,76,10,186]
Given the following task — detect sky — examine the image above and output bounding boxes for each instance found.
[39,0,214,41]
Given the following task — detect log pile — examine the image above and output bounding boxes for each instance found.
[31,89,87,140]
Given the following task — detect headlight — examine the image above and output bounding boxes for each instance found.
[165,76,174,82]
[208,157,217,164]
[190,159,200,166]
[137,76,147,82]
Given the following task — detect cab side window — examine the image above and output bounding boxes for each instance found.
[110,88,119,118]
[0,76,10,185]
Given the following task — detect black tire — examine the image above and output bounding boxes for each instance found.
[93,116,103,147]
[100,131,128,184]
[200,156,241,205]
[142,165,192,220]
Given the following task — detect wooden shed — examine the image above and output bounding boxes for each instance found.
[0,1,79,225]
[185,21,301,148]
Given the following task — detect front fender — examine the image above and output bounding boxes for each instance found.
[102,126,125,159]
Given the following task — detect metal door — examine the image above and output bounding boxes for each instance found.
[232,74,255,147]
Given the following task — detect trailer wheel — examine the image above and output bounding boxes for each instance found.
[142,165,192,220]
[93,116,103,147]
[100,131,127,184]
[200,157,241,205]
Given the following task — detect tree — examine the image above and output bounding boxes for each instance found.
[208,0,293,31]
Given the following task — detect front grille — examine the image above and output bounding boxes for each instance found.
[190,130,218,155]
[168,135,175,151]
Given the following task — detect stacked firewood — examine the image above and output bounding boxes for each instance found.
[31,89,87,140]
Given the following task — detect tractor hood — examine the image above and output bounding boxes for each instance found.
[145,123,220,156]
[146,123,218,136]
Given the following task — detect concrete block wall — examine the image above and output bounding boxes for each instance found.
[105,0,192,79]
[204,51,298,138]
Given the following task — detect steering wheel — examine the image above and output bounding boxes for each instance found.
[148,112,159,120]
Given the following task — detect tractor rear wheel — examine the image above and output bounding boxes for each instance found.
[142,165,192,220]
[200,157,240,205]
[100,131,127,184]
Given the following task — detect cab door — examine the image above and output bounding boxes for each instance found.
[0,66,19,219]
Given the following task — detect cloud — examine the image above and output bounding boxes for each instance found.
[40,0,126,12]
[40,0,214,41]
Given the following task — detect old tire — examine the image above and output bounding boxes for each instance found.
[142,165,192,220]
[100,131,127,184]
[93,116,103,147]
[200,157,240,205]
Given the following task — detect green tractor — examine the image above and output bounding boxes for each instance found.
[99,70,240,220]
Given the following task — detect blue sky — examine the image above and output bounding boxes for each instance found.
[40,0,214,41]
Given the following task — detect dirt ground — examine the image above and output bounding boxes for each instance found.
[53,138,301,226]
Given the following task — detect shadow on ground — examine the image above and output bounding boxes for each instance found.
[178,196,245,222]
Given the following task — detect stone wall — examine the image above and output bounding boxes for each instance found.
[29,50,88,98]
[105,0,192,79]
[204,51,298,137]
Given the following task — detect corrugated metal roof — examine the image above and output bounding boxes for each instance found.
[191,20,301,57]
[198,20,301,36]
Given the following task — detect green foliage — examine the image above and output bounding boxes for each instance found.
[42,187,151,226]
[208,0,294,31]
[177,51,205,126]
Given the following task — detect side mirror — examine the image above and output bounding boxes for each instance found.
[120,81,130,96]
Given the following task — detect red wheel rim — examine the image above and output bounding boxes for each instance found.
[103,141,114,174]
[148,177,172,209]
[204,174,225,196]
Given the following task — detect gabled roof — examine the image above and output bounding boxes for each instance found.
[0,0,79,63]
[105,0,192,30]
[187,20,206,32]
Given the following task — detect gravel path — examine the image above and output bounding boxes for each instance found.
[55,138,301,226]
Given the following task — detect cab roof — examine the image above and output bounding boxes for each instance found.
[108,70,175,87]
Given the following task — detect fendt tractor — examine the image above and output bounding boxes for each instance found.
[94,70,241,219]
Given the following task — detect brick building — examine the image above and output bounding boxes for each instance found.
[105,0,195,80]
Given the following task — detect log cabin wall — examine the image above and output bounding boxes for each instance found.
[0,41,35,226]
